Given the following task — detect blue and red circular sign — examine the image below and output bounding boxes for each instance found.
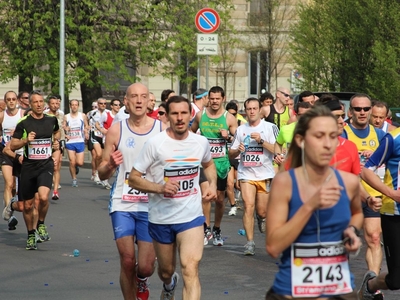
[195,8,220,34]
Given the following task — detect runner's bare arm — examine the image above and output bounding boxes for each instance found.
[129,168,179,195]
[98,122,121,180]
[190,111,201,133]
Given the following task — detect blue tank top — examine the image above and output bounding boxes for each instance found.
[272,168,354,296]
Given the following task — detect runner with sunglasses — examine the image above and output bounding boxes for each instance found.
[260,87,295,130]
[342,93,386,299]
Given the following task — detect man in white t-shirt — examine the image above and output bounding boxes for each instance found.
[129,96,217,300]
[229,97,278,256]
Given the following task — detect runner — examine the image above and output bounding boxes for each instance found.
[265,105,363,299]
[10,90,60,250]
[191,86,238,246]
[129,95,217,300]
[229,97,278,256]
[0,91,24,229]
[64,99,89,188]
[98,83,165,300]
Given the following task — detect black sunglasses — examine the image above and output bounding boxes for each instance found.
[334,114,346,120]
[278,90,290,97]
[351,106,371,112]
[158,111,166,116]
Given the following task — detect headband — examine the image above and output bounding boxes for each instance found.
[195,91,208,99]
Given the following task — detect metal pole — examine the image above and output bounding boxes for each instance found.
[206,55,209,90]
[59,0,65,112]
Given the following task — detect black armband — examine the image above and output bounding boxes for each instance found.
[348,225,360,237]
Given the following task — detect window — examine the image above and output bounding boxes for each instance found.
[248,0,269,26]
[249,51,268,96]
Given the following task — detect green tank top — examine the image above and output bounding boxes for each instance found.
[199,109,231,179]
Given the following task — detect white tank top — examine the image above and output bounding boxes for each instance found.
[109,119,163,213]
[66,113,85,144]
[2,109,22,146]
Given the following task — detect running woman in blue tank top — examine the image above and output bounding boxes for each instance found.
[265,106,363,299]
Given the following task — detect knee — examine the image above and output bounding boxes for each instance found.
[366,231,382,246]
[181,261,199,280]
[120,254,136,272]
[23,201,34,212]
[158,265,175,282]
[137,263,155,278]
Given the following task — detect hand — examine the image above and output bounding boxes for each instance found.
[342,227,362,254]
[27,131,36,142]
[274,154,285,165]
[163,180,180,196]
[52,140,60,150]
[238,142,245,153]
[219,129,229,140]
[109,149,123,168]
[250,132,261,143]
[367,196,382,212]
[202,185,217,202]
[307,181,343,210]
[360,150,374,159]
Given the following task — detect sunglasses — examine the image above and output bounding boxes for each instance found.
[21,97,29,99]
[112,103,120,106]
[334,114,346,120]
[92,106,98,109]
[6,98,17,101]
[278,90,290,97]
[158,111,166,116]
[98,102,107,105]
[351,106,371,112]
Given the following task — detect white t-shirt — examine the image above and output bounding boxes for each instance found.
[231,120,278,180]
[133,130,212,224]
[65,112,85,144]
[112,106,129,125]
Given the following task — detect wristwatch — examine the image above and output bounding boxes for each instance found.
[258,139,264,145]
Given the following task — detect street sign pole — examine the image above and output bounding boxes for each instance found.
[206,56,209,90]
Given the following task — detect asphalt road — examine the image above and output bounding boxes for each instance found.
[0,167,398,299]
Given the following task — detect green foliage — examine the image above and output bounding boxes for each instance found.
[290,0,400,106]
[0,0,236,103]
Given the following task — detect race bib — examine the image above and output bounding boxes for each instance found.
[208,138,226,158]
[28,138,52,160]
[242,146,264,167]
[122,172,148,203]
[69,126,82,140]
[163,166,199,198]
[291,241,352,297]
[2,128,13,144]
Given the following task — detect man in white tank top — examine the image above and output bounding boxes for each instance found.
[63,100,89,188]
[0,91,24,230]
[98,83,166,300]
[129,96,217,300]
[229,98,278,256]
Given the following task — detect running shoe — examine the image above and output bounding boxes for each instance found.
[243,241,255,256]
[256,214,266,233]
[35,230,44,243]
[2,200,13,221]
[8,216,18,230]
[372,290,384,300]
[103,180,111,190]
[26,234,37,250]
[72,179,78,187]
[228,206,237,216]
[137,277,150,300]
[75,166,80,175]
[91,174,96,181]
[52,191,60,200]
[213,228,224,246]
[37,224,51,242]
[203,227,213,246]
[358,270,377,300]
[160,272,179,300]
[94,174,102,185]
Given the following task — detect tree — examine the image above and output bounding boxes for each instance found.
[290,0,400,106]
[245,0,297,96]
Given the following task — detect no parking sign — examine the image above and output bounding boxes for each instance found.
[195,8,220,34]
